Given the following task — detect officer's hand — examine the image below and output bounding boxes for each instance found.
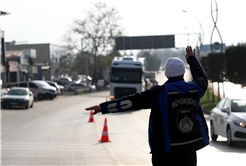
[85,105,102,115]
[185,46,196,60]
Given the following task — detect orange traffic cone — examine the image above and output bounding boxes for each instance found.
[99,117,111,142]
[88,111,94,122]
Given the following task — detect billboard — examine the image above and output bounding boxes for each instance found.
[115,35,175,50]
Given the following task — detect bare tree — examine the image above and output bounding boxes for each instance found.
[63,2,124,85]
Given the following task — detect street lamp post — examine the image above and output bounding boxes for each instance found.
[0,11,11,16]
[182,10,203,60]
[0,10,10,31]
[183,9,218,57]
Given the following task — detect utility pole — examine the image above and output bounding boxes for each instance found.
[0,11,11,88]
[81,38,89,88]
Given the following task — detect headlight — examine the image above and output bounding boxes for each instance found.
[233,121,246,128]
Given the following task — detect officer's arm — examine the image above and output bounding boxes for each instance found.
[97,86,160,114]
[186,46,208,92]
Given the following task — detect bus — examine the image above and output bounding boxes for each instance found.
[109,56,146,100]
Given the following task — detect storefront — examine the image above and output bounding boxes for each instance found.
[5,49,36,83]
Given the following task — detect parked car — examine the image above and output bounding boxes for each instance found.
[6,81,57,100]
[2,87,34,109]
[1,89,8,108]
[57,84,64,93]
[53,77,72,86]
[210,97,246,146]
[45,81,62,94]
[0,89,8,96]
[18,81,57,100]
[64,83,96,93]
[78,75,92,83]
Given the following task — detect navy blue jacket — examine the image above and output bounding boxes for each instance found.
[100,56,209,154]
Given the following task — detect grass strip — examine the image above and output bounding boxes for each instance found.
[200,87,219,111]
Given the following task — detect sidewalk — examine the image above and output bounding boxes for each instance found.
[208,81,246,100]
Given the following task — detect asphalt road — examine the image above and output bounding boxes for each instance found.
[2,92,246,165]
[1,92,151,165]
[1,69,245,165]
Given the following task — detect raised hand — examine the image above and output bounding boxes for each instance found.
[185,46,196,60]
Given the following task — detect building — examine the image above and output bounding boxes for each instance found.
[5,49,36,82]
[6,42,67,81]
[1,31,7,88]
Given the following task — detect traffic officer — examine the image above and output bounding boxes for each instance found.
[86,46,209,166]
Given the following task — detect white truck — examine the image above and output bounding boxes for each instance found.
[109,56,146,100]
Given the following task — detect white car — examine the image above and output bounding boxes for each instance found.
[210,97,246,146]
[19,81,57,100]
[2,87,34,109]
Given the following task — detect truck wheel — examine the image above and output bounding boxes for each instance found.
[38,94,44,100]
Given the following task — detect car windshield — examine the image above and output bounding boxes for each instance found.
[231,99,246,112]
[111,67,142,83]
[7,89,27,96]
[33,81,50,88]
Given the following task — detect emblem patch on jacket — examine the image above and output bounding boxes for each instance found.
[176,108,194,134]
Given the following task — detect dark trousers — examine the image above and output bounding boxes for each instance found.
[152,151,197,166]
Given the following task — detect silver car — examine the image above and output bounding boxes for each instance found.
[210,97,246,146]
[2,87,34,109]
[65,83,96,93]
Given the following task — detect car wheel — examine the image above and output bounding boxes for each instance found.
[30,101,33,108]
[38,94,44,100]
[25,102,29,109]
[50,97,53,100]
[227,126,236,146]
[210,121,218,141]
